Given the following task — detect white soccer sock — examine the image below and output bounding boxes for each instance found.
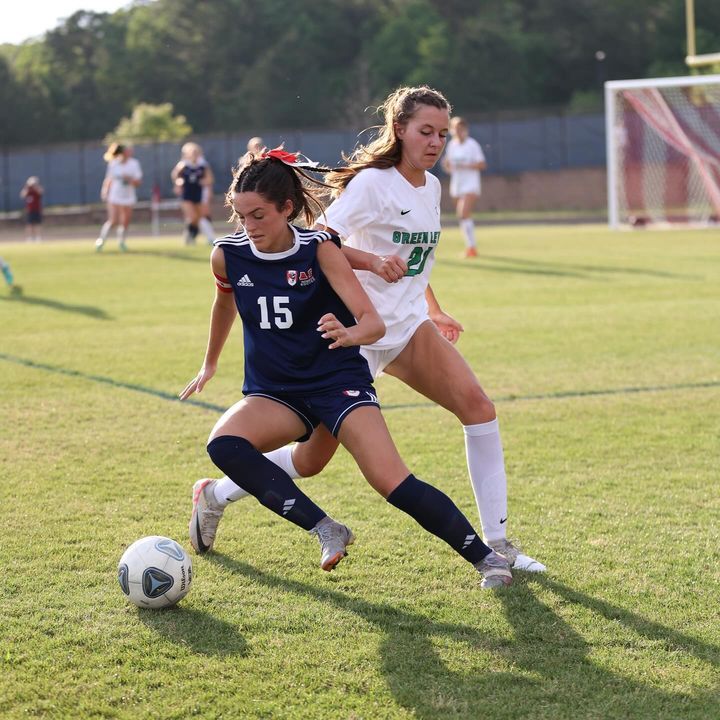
[117,226,127,243]
[461,218,476,248]
[463,419,508,543]
[212,444,300,506]
[198,217,215,243]
[265,445,300,478]
[213,476,249,506]
[99,220,112,240]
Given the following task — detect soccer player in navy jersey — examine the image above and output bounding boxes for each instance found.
[180,148,511,587]
[171,142,215,245]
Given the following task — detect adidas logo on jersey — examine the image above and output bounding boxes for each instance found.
[236,274,254,287]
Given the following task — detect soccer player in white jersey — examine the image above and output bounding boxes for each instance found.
[198,85,545,575]
[95,144,143,252]
[442,116,486,258]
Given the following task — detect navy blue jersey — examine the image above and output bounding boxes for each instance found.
[179,162,206,203]
[216,226,373,394]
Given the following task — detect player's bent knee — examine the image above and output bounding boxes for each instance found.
[455,386,496,424]
[293,452,330,478]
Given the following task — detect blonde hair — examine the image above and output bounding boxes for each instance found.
[328,85,451,195]
[181,142,202,160]
[450,116,468,131]
[103,143,125,162]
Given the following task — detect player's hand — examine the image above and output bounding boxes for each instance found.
[430,311,463,344]
[318,313,354,349]
[370,254,406,283]
[179,364,216,399]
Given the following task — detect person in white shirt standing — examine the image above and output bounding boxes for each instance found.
[95,143,143,252]
[442,117,486,258]
[194,85,545,579]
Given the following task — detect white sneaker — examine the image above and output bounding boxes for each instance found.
[489,538,546,573]
[189,478,225,553]
[309,517,354,571]
[95,238,105,252]
[475,550,513,589]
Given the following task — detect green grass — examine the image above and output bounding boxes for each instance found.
[1,224,719,719]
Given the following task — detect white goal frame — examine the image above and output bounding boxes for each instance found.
[605,74,720,229]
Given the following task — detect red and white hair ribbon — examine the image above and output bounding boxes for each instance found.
[261,146,320,169]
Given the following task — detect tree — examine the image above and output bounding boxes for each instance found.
[104,102,192,143]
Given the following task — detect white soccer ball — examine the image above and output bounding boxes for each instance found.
[117,535,193,609]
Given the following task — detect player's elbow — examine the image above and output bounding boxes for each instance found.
[367,315,385,344]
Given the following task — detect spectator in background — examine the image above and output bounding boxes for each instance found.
[442,117,486,258]
[20,176,43,242]
[171,142,215,245]
[95,143,143,252]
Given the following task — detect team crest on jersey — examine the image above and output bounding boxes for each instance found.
[287,268,316,286]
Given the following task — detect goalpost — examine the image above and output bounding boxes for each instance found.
[605,74,720,228]
[606,1,720,228]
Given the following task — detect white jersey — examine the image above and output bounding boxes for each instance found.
[323,166,441,350]
[445,137,485,198]
[106,157,143,206]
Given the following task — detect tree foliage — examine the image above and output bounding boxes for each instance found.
[2,0,719,146]
[104,102,192,143]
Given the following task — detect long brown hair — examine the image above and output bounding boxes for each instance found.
[226,151,333,228]
[328,85,451,195]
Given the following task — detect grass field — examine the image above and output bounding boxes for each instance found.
[1,224,719,719]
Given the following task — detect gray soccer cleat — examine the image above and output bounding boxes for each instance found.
[309,517,355,571]
[189,478,225,553]
[475,550,513,589]
[488,538,546,573]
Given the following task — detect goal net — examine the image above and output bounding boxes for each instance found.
[605,74,720,228]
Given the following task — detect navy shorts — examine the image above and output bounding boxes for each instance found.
[245,384,380,441]
[26,210,42,225]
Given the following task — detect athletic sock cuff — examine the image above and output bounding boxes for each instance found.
[463,419,499,437]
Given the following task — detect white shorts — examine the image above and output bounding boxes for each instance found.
[108,186,137,206]
[360,314,428,378]
[450,175,481,199]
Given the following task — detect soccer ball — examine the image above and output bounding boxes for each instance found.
[117,536,193,609]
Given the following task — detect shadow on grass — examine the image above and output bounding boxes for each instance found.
[136,605,248,657]
[494,574,720,718]
[206,553,530,718]
[441,254,699,281]
[0,292,113,319]
[205,554,718,718]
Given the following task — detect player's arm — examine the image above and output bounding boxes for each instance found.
[202,165,215,187]
[179,247,237,399]
[316,238,385,349]
[314,221,406,283]
[130,165,143,187]
[425,284,463,345]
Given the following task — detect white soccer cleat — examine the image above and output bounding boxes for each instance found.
[95,238,105,252]
[189,478,225,553]
[475,550,513,589]
[489,538,546,573]
[309,517,355,571]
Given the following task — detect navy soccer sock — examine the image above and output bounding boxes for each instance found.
[387,474,491,564]
[207,435,326,531]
